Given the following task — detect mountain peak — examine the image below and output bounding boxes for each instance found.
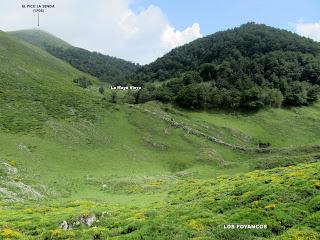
[8,28,71,50]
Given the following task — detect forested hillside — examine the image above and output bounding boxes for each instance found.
[45,46,139,85]
[9,29,138,85]
[135,23,320,110]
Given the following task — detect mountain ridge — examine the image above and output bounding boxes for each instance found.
[9,29,139,85]
[139,22,320,80]
[8,29,71,50]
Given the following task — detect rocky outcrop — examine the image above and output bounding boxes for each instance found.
[0,161,43,201]
[60,214,97,230]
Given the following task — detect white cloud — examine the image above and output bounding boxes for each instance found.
[294,21,320,42]
[0,0,202,64]
[162,23,202,49]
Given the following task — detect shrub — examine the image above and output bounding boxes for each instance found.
[110,91,117,103]
[73,76,92,88]
[98,86,105,94]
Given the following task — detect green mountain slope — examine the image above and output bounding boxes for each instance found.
[136,23,320,110]
[1,29,320,239]
[8,29,71,50]
[0,30,99,133]
[0,30,242,201]
[141,22,320,81]
[45,46,139,85]
[9,29,139,85]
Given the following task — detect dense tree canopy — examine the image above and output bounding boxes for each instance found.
[45,46,139,85]
[134,23,320,110]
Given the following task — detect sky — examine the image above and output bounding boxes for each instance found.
[0,0,319,64]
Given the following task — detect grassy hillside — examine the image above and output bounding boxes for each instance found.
[0,30,100,133]
[8,29,71,50]
[9,29,139,85]
[186,105,320,147]
[0,30,244,201]
[0,30,320,239]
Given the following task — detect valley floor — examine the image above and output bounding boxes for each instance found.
[1,102,320,239]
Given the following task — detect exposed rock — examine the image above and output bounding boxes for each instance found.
[175,171,190,177]
[17,144,30,152]
[0,161,46,202]
[85,215,96,227]
[72,214,97,227]
[1,162,18,175]
[60,220,69,230]
[8,181,43,199]
[0,187,17,201]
